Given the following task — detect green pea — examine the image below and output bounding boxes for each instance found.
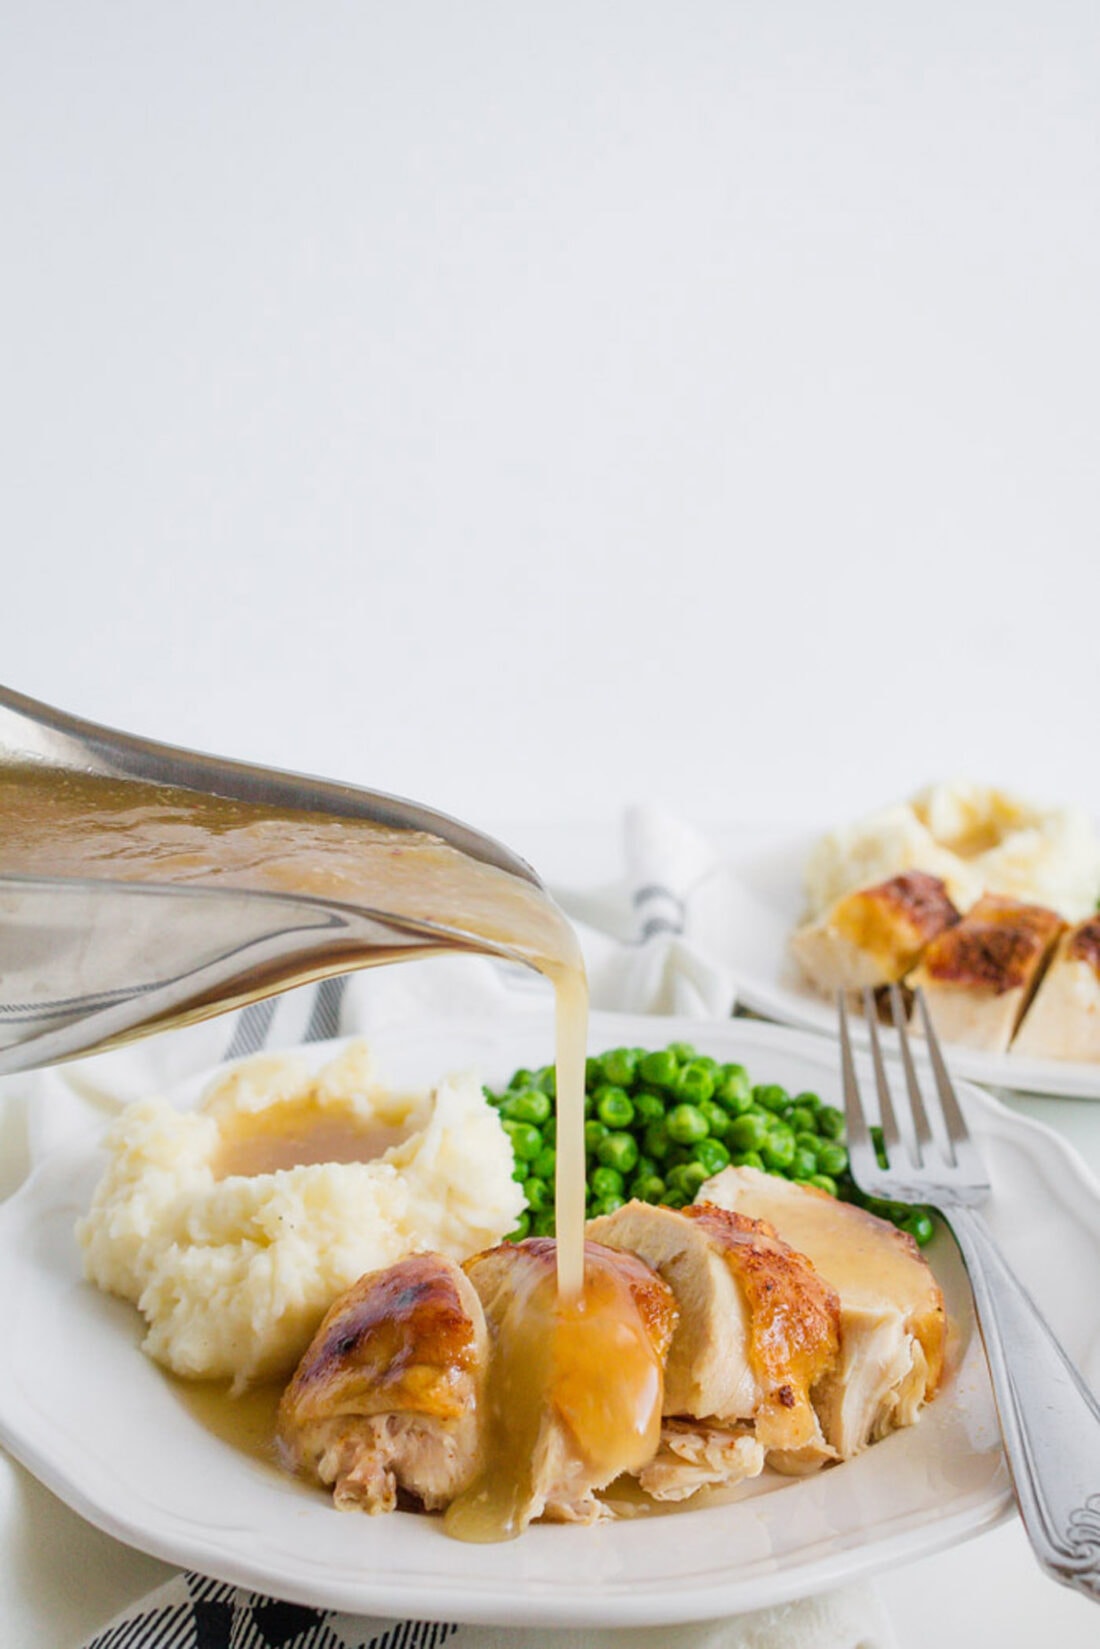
[542,1117,556,1146]
[728,1111,769,1152]
[693,1055,720,1076]
[585,1055,605,1087]
[902,1209,935,1247]
[870,1125,888,1168]
[631,1173,666,1203]
[818,1105,845,1140]
[523,1176,552,1212]
[794,1130,821,1156]
[589,1193,625,1219]
[667,1161,709,1198]
[753,1083,790,1114]
[633,1089,666,1123]
[662,1188,688,1208]
[732,1149,766,1170]
[815,1142,849,1177]
[692,1137,731,1176]
[675,1061,716,1105]
[590,1165,625,1200]
[483,1085,501,1106]
[786,1106,817,1135]
[501,1088,552,1125]
[714,1063,753,1113]
[667,1103,710,1145]
[532,1209,556,1237]
[792,1090,822,1114]
[643,1119,671,1160]
[807,1173,838,1197]
[503,1119,543,1161]
[790,1146,818,1181]
[667,1041,698,1062]
[512,1158,528,1182]
[867,1196,912,1223]
[597,1131,640,1174]
[760,1126,796,1172]
[699,1099,732,1139]
[664,1144,693,1170]
[595,1085,635,1129]
[535,1065,557,1097]
[584,1119,609,1152]
[508,1212,531,1241]
[601,1047,639,1088]
[639,1049,680,1090]
[533,1145,557,1181]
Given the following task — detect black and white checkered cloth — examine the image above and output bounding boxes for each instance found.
[83,1572,458,1649]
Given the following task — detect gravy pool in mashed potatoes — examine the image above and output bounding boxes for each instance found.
[77,1042,525,1391]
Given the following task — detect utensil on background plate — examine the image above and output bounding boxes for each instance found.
[839,986,1100,1603]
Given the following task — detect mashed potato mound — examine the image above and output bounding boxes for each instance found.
[77,1041,525,1390]
[805,781,1100,921]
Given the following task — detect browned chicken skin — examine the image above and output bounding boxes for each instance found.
[276,1252,488,1513]
[791,871,961,994]
[909,893,1064,1053]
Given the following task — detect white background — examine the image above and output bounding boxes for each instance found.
[3,6,1100,1646]
[3,1,1098,837]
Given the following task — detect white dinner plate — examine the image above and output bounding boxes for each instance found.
[720,830,1100,1100]
[2,1012,1099,1627]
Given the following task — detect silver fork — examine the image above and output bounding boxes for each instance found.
[839,985,1100,1604]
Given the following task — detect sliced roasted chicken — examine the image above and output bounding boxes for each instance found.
[790,871,960,995]
[586,1200,840,1483]
[276,1252,487,1514]
[445,1238,678,1537]
[1012,916,1100,1062]
[635,1418,764,1502]
[908,893,1064,1053]
[698,1166,945,1459]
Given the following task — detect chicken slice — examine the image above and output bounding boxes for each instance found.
[446,1238,678,1539]
[635,1418,765,1502]
[907,893,1064,1053]
[1011,916,1100,1062]
[697,1167,946,1459]
[276,1252,487,1514]
[586,1200,839,1460]
[790,871,961,995]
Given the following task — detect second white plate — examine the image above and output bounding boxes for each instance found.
[719,830,1100,1099]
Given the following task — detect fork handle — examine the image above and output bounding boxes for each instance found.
[946,1204,1100,1601]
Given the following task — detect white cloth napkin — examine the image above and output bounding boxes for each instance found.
[2,805,897,1649]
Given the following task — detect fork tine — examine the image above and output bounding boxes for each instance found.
[837,992,878,1184]
[889,983,935,1166]
[915,988,991,1187]
[863,986,906,1167]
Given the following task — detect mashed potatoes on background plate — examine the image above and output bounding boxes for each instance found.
[804,780,1100,922]
[77,1041,525,1390]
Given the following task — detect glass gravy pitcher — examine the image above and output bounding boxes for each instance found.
[0,686,578,1076]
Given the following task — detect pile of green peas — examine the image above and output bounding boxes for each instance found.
[484,1041,935,1249]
